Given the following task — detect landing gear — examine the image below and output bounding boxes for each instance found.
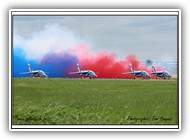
[89,77,95,79]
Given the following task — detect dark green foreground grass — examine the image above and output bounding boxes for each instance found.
[12,78,178,125]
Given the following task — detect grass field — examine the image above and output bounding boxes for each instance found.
[12,78,178,125]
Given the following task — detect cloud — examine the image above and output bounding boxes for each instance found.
[13,15,177,61]
[14,24,89,61]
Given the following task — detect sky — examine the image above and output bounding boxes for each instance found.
[13,14,178,78]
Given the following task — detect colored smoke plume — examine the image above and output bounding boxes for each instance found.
[69,45,153,78]
[13,24,167,78]
[40,52,79,77]
[13,39,156,78]
[80,54,151,79]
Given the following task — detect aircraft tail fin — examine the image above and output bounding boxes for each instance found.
[130,64,134,72]
[28,64,32,72]
[77,63,82,72]
[152,65,156,73]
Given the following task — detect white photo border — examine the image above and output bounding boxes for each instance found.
[9,9,181,131]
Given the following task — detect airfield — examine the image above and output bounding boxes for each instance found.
[12,78,178,125]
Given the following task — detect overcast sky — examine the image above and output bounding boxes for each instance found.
[13,15,178,62]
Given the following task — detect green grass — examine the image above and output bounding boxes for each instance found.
[12,78,178,125]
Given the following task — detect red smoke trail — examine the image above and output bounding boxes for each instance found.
[82,54,130,78]
[81,53,147,78]
[69,44,154,79]
[69,44,170,79]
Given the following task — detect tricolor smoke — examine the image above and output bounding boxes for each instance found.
[13,24,164,78]
[75,47,148,78]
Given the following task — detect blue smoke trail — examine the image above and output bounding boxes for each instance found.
[13,47,79,78]
[13,47,38,77]
[40,52,79,78]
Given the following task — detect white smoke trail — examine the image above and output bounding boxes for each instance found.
[13,24,92,61]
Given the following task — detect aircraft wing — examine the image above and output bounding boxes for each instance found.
[20,71,38,74]
[151,72,163,74]
[69,71,88,75]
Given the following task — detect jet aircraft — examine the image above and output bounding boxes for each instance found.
[151,66,172,79]
[20,64,48,78]
[122,64,150,79]
[69,63,97,79]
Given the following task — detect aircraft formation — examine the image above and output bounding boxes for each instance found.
[20,63,172,79]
